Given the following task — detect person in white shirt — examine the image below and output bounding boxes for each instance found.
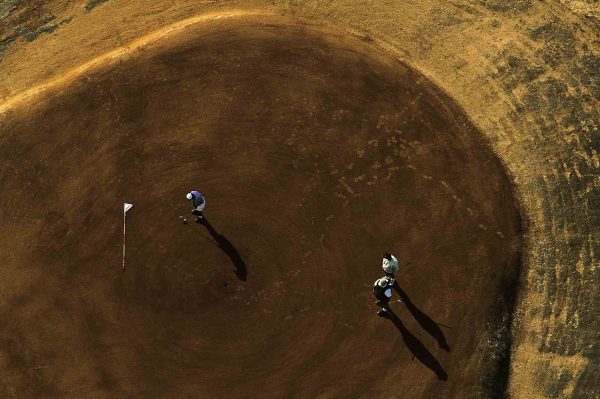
[382,252,399,276]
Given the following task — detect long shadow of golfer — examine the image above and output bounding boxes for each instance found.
[201,218,247,281]
[385,309,448,381]
[394,283,450,352]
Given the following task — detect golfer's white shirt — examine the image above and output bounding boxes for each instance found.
[382,255,399,274]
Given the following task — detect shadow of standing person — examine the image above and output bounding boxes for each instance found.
[200,218,247,281]
[384,309,448,381]
[394,282,450,351]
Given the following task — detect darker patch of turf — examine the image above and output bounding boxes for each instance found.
[86,0,110,11]
[476,0,532,13]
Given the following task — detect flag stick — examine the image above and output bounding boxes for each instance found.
[122,211,126,271]
[122,203,133,271]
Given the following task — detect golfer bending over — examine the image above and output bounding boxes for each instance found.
[186,190,205,223]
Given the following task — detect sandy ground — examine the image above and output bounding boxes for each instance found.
[0,1,598,398]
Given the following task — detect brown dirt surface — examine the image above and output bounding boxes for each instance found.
[0,1,598,398]
[0,14,522,398]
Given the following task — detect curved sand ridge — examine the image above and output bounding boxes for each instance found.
[0,14,521,398]
[0,10,271,116]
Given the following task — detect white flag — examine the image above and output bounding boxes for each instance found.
[124,203,133,214]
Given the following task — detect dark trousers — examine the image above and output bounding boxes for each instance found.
[375,292,390,309]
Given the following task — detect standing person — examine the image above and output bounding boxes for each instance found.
[382,252,399,277]
[186,190,206,223]
[373,275,395,317]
